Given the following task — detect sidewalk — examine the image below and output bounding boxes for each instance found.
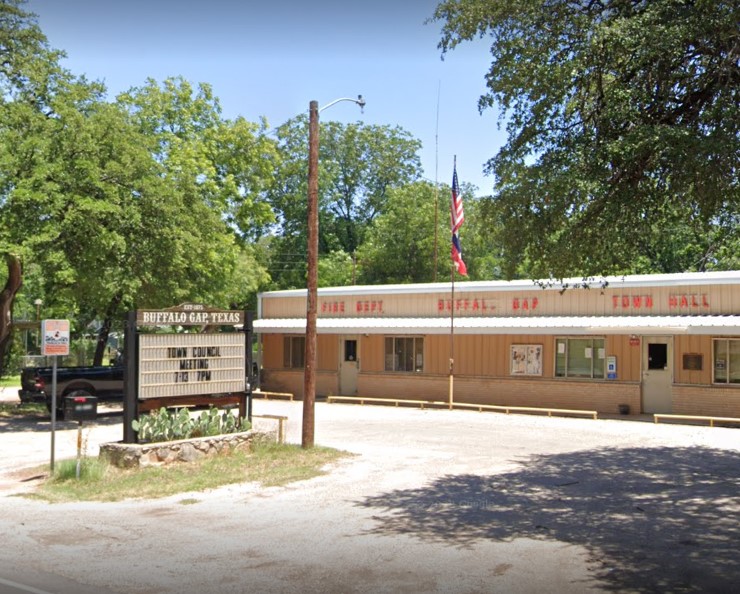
[0,384,20,403]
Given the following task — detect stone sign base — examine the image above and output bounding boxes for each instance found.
[100,431,256,468]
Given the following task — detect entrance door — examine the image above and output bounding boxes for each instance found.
[642,336,673,413]
[339,336,359,395]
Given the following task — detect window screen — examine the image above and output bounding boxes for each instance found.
[283,336,305,369]
[384,336,423,372]
[555,337,605,379]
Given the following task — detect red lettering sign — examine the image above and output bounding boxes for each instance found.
[512,297,538,311]
[355,300,384,314]
[322,301,347,314]
[437,298,494,314]
[613,294,655,310]
[668,293,710,309]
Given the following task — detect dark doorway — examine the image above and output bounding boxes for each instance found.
[344,339,357,362]
[648,343,668,370]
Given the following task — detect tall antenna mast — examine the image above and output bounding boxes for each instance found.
[433,81,441,282]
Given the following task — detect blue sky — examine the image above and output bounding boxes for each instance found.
[25,0,505,196]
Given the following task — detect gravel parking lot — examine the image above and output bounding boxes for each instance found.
[0,386,738,594]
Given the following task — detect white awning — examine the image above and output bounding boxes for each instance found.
[253,315,740,335]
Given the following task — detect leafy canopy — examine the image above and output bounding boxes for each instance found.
[264,116,422,289]
[433,0,739,278]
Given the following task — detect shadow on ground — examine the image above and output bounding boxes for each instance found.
[358,446,740,593]
[0,409,122,433]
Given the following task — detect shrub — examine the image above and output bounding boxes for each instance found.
[132,406,251,443]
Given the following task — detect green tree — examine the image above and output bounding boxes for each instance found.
[0,0,98,372]
[1,3,278,368]
[355,180,502,284]
[459,189,512,281]
[357,182,444,284]
[76,77,278,361]
[433,0,739,278]
[318,250,355,288]
[265,116,422,289]
[116,77,277,241]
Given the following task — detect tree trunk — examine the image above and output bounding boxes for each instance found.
[0,254,23,377]
[93,292,123,366]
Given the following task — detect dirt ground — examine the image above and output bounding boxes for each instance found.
[0,386,738,594]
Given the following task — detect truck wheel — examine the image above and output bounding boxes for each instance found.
[67,389,93,399]
[47,403,65,421]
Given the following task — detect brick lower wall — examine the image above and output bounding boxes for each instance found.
[356,373,641,415]
[261,369,740,417]
[259,369,337,400]
[673,385,740,417]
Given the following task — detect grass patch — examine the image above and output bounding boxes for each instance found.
[31,440,352,503]
[0,374,20,388]
[0,402,47,419]
[178,498,201,505]
[53,457,107,482]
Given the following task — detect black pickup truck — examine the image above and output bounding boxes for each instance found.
[19,356,124,417]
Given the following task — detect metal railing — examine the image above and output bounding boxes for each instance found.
[327,395,598,420]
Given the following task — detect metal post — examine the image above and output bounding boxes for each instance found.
[50,355,57,472]
[75,422,82,479]
[449,265,455,410]
[303,100,319,449]
[123,311,138,444]
[244,310,254,423]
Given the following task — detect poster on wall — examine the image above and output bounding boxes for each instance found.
[511,344,543,376]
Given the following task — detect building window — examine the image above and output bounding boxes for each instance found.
[283,336,305,369]
[385,336,423,372]
[713,339,740,384]
[555,337,605,379]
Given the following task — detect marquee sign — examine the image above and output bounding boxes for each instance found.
[138,333,245,399]
[123,305,253,443]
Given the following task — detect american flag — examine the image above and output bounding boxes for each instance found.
[451,159,467,276]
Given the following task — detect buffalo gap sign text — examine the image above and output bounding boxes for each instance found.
[136,306,245,399]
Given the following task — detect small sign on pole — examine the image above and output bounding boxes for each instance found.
[42,319,69,473]
[41,319,70,357]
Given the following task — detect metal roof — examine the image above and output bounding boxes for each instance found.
[257,270,740,300]
[253,315,740,335]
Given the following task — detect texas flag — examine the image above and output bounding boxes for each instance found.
[450,159,467,276]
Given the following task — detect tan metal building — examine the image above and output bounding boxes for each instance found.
[254,271,740,416]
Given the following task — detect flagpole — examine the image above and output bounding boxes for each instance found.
[448,156,468,410]
[449,245,455,410]
[449,155,457,411]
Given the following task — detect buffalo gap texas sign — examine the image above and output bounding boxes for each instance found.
[135,304,246,399]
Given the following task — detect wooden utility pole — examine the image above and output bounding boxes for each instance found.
[302,96,365,449]
[302,100,320,448]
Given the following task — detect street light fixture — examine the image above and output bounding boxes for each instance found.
[303,95,365,449]
[34,299,43,351]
